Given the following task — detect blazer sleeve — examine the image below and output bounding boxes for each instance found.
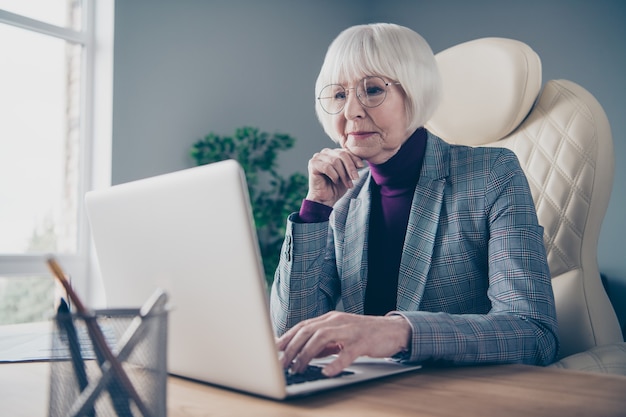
[270,215,341,335]
[393,148,559,366]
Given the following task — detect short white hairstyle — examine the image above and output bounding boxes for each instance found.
[315,23,442,143]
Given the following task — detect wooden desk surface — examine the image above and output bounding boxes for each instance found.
[2,361,626,417]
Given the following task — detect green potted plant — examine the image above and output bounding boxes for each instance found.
[190,126,308,288]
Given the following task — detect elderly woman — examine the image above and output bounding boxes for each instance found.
[271,23,558,377]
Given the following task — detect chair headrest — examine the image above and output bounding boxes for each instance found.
[425,37,542,145]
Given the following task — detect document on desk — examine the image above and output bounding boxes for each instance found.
[0,320,117,362]
[0,321,55,362]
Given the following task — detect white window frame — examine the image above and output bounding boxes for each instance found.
[0,1,113,306]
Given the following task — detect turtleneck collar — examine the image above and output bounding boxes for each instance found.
[369,127,427,189]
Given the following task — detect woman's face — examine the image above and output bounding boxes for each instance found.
[330,76,410,165]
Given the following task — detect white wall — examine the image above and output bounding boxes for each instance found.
[113,0,368,182]
[112,0,626,330]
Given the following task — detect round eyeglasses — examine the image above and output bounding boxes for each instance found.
[317,76,401,115]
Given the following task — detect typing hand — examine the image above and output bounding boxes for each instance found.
[276,311,411,377]
[306,148,364,207]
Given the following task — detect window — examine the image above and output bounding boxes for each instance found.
[0,1,113,324]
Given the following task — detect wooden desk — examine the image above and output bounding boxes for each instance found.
[2,361,626,416]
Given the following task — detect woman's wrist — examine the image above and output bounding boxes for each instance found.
[298,199,333,223]
[385,314,412,356]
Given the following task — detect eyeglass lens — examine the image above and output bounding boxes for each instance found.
[318,76,390,114]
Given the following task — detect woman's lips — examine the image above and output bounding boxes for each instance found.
[348,131,375,140]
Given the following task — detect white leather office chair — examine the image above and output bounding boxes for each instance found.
[425,37,626,374]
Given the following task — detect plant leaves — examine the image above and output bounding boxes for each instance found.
[190,126,308,288]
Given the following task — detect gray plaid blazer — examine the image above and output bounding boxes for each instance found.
[270,132,559,366]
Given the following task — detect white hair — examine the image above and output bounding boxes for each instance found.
[315,23,442,142]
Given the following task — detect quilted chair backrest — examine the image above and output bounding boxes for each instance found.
[426,38,623,359]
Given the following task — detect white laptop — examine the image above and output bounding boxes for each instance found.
[85,159,421,400]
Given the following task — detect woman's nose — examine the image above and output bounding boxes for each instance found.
[343,89,365,119]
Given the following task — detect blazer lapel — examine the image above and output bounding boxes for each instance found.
[396,133,449,311]
[340,176,371,315]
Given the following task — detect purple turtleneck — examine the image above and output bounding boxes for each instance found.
[298,128,427,315]
[365,128,426,315]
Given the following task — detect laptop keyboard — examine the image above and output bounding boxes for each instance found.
[285,365,354,385]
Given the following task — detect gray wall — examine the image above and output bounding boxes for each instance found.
[113,0,626,329]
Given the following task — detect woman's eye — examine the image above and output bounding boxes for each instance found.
[366,86,384,96]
